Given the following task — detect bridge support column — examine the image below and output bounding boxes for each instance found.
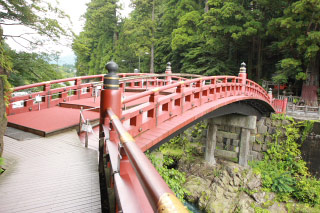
[205,119,217,165]
[207,114,256,167]
[239,128,251,167]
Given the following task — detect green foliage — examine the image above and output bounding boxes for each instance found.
[296,72,307,81]
[0,0,71,46]
[250,117,320,205]
[5,48,67,87]
[0,157,4,173]
[73,0,119,75]
[147,152,189,201]
[0,74,12,106]
[273,58,302,83]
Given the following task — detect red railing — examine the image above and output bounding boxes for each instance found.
[273,98,288,114]
[106,109,187,212]
[6,73,197,116]
[99,61,284,212]
[7,75,104,115]
[120,76,272,138]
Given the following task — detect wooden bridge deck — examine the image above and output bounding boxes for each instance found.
[0,130,101,213]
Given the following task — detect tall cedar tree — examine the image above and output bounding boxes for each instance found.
[73,0,119,76]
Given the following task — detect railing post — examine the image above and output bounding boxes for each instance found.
[149,88,159,127]
[85,119,89,148]
[100,61,122,128]
[79,107,83,135]
[75,78,82,99]
[45,82,51,108]
[165,62,172,85]
[239,62,247,95]
[283,98,288,114]
[99,61,122,174]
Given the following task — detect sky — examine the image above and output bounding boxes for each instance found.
[3,0,133,61]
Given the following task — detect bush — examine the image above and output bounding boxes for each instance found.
[147,153,189,201]
[250,117,320,206]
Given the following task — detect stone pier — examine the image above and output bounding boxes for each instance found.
[205,114,257,167]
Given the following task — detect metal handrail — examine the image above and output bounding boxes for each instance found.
[79,106,100,147]
[107,109,187,212]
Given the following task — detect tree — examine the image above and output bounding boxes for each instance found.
[122,0,157,73]
[269,0,320,105]
[0,0,70,156]
[73,0,119,76]
[5,47,65,87]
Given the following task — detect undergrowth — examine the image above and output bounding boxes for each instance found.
[146,122,207,202]
[250,114,320,208]
[0,157,4,173]
[147,153,189,201]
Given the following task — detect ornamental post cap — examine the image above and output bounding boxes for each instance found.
[240,62,246,73]
[268,88,272,93]
[134,68,140,73]
[167,62,171,67]
[105,61,119,74]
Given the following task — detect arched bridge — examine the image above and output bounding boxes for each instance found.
[6,62,287,212]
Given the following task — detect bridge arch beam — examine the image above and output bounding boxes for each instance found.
[149,100,273,152]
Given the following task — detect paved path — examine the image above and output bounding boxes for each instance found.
[0,130,101,213]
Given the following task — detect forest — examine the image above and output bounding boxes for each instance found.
[73,0,320,105]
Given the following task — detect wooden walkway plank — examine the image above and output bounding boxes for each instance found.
[0,130,101,213]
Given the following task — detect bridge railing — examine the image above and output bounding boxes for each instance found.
[105,109,187,212]
[100,62,280,212]
[121,75,272,138]
[273,98,288,114]
[7,75,104,115]
[6,72,199,116]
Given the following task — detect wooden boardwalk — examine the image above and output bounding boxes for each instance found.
[0,130,101,213]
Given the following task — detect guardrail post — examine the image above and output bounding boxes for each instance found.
[85,119,89,148]
[79,107,83,135]
[165,62,172,85]
[239,62,246,95]
[176,82,185,114]
[283,98,288,114]
[45,82,51,108]
[100,61,122,129]
[149,88,159,127]
[75,78,82,99]
[305,105,308,115]
[99,61,121,184]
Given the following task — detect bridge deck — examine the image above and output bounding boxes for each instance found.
[0,130,101,213]
[7,91,168,137]
[7,107,100,136]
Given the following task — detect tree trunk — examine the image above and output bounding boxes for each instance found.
[301,53,320,106]
[150,0,155,73]
[247,38,255,79]
[0,71,7,157]
[256,37,263,81]
[0,25,6,157]
[204,0,209,13]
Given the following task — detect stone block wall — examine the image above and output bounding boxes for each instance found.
[202,115,290,166]
[213,116,292,163]
[183,115,293,166]
[213,125,264,162]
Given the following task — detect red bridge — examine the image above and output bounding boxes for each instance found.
[5,62,287,212]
